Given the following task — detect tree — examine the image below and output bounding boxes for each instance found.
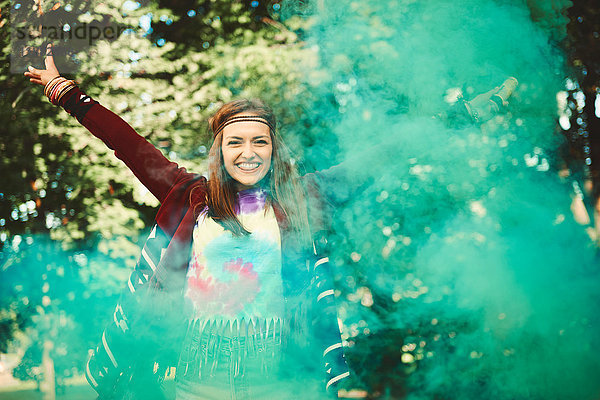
[561,0,600,244]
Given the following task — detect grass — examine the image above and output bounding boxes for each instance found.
[0,384,97,400]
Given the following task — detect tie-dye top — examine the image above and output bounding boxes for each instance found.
[184,188,285,323]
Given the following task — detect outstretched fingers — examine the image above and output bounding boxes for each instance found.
[23,44,61,86]
[24,66,42,85]
[26,66,40,76]
[28,77,44,85]
[44,44,58,73]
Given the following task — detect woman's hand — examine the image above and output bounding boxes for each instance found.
[466,77,518,123]
[23,44,60,86]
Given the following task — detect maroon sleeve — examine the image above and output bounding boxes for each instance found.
[59,87,194,203]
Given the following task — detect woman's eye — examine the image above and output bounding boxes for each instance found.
[227,141,241,145]
[255,140,268,145]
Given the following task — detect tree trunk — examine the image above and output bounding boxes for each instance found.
[40,340,55,400]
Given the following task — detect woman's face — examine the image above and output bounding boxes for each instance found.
[221,116,273,189]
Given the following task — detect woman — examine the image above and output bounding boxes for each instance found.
[26,45,350,400]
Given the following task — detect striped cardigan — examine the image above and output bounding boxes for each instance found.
[59,89,351,398]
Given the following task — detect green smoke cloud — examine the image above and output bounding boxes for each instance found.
[287,0,600,398]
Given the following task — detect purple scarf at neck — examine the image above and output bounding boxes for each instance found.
[235,188,267,215]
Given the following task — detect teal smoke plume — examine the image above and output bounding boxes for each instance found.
[286,0,600,398]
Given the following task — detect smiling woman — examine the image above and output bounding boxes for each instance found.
[24,47,350,400]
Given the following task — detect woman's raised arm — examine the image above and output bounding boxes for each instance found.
[24,44,195,203]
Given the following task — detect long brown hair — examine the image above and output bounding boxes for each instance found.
[194,99,310,242]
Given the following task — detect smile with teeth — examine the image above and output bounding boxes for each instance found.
[236,162,260,172]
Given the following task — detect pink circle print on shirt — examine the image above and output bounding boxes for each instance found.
[186,252,260,316]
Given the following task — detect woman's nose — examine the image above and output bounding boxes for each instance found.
[241,142,255,158]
